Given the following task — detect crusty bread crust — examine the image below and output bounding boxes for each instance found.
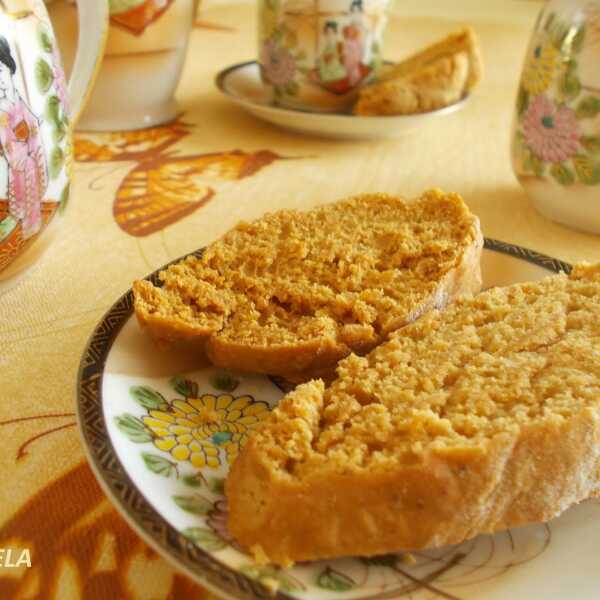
[228,406,600,565]
[133,191,482,377]
[226,265,600,566]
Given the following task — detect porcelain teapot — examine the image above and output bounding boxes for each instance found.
[0,0,107,290]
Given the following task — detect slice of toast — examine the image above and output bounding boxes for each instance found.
[354,27,482,116]
[381,27,482,89]
[226,264,600,565]
[133,190,482,377]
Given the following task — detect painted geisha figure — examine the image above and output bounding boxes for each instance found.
[316,2,371,92]
[342,0,368,87]
[318,21,346,83]
[0,36,48,241]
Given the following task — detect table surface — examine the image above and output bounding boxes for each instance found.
[4,1,599,598]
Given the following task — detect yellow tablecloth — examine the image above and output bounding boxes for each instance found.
[3,1,600,598]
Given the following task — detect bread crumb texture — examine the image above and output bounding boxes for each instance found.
[226,264,600,565]
[133,190,481,375]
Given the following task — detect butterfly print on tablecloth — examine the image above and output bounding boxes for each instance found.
[74,119,284,237]
[0,461,211,599]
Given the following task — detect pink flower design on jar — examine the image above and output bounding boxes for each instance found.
[260,39,296,86]
[523,94,581,163]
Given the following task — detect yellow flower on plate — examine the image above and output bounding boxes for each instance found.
[142,394,270,469]
[522,42,563,95]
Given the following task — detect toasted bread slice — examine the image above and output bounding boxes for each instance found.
[354,27,482,116]
[226,264,600,565]
[133,190,482,377]
[355,51,470,115]
[381,27,482,89]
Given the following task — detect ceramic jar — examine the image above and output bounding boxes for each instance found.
[511,0,600,233]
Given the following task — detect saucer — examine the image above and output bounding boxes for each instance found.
[77,239,596,600]
[215,61,471,140]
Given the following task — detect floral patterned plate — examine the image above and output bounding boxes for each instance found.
[215,61,470,140]
[78,240,600,600]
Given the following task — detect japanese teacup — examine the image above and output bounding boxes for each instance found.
[48,0,198,131]
[511,0,600,234]
[258,0,390,113]
[0,0,108,291]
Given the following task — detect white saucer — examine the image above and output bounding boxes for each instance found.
[78,240,589,600]
[215,60,470,140]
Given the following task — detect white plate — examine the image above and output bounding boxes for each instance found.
[78,240,600,600]
[215,61,471,140]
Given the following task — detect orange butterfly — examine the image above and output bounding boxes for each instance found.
[0,461,212,599]
[74,119,192,163]
[74,119,284,237]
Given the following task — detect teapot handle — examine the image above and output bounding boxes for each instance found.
[68,0,108,126]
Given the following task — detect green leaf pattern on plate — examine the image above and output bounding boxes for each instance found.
[114,414,152,443]
[209,372,240,392]
[209,477,225,495]
[172,494,213,516]
[240,565,306,593]
[130,385,168,410]
[169,376,199,398]
[182,472,207,488]
[141,452,178,477]
[316,566,355,591]
[182,527,227,552]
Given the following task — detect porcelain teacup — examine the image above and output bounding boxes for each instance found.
[258,0,390,113]
[48,0,198,131]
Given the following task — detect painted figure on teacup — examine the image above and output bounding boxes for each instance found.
[0,37,48,241]
[314,2,371,94]
[317,22,345,84]
[342,2,368,87]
